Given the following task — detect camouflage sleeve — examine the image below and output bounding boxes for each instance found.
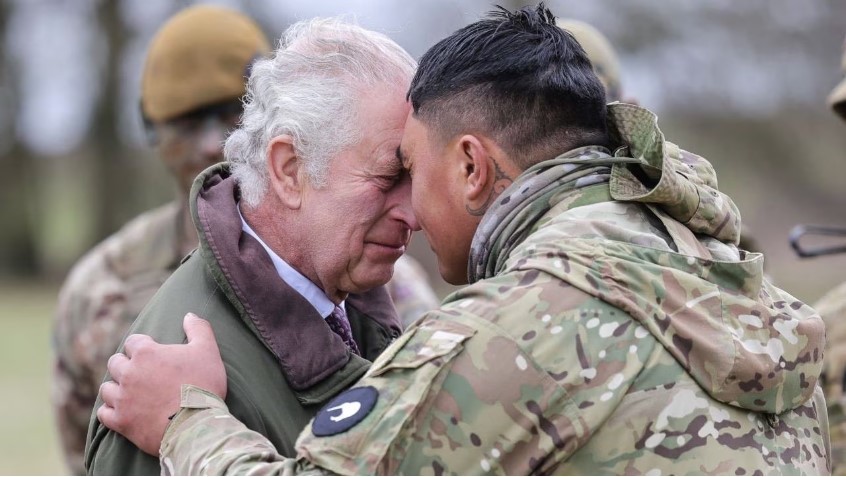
[295,268,647,475]
[160,386,320,476]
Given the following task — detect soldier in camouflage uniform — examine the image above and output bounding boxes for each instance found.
[51,6,271,474]
[95,6,829,475]
[813,33,846,476]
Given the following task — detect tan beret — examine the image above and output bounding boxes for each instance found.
[141,5,270,122]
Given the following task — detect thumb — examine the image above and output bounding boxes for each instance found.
[183,313,216,345]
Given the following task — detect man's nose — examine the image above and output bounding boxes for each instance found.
[393,178,420,232]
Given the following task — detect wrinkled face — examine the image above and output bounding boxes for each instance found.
[398,114,480,285]
[299,86,419,295]
[152,100,242,194]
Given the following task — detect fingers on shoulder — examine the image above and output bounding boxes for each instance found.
[97,381,129,432]
[106,352,130,383]
[123,333,156,357]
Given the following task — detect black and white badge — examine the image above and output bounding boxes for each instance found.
[312,386,379,437]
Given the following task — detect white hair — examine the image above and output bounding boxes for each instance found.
[226,17,417,208]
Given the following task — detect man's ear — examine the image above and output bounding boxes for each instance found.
[456,134,491,206]
[266,135,303,209]
[455,134,518,217]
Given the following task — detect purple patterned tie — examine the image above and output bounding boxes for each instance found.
[325,305,361,356]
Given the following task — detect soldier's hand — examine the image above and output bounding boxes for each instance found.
[96,313,228,455]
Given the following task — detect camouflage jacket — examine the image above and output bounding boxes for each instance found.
[158,104,830,475]
[815,281,846,474]
[52,201,182,474]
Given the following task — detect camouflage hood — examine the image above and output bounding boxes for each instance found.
[468,103,825,414]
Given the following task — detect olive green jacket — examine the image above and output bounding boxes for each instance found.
[83,164,402,475]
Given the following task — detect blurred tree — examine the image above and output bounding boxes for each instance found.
[90,0,130,240]
[0,0,38,276]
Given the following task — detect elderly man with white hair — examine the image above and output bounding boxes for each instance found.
[83,17,419,476]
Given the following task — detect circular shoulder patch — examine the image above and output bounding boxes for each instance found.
[312,386,379,437]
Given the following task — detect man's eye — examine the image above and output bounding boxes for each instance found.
[376,170,408,189]
[372,174,397,188]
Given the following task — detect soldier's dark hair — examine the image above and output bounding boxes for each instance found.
[407,3,609,169]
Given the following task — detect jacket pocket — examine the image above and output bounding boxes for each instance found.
[368,320,476,376]
[297,318,477,475]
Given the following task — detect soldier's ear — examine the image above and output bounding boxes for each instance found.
[267,135,303,209]
[456,134,516,217]
[458,134,489,206]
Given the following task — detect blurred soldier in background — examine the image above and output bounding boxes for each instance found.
[51,6,271,473]
[811,34,846,476]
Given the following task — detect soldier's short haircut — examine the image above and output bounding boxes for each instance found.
[408,4,609,170]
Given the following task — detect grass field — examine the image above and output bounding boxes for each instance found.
[0,280,66,475]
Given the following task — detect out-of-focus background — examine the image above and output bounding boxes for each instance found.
[1,0,845,473]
